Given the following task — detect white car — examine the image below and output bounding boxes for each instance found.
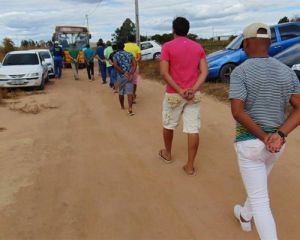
[0,50,48,90]
[35,49,55,78]
[140,41,161,60]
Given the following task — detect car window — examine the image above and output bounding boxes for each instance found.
[279,24,300,41]
[39,51,51,59]
[226,35,243,50]
[2,53,39,66]
[271,28,277,43]
[275,43,300,66]
[141,42,154,50]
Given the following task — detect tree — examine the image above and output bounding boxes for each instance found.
[2,38,15,53]
[278,16,289,24]
[291,15,300,22]
[187,33,199,41]
[112,18,136,42]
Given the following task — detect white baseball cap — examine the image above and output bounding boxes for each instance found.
[243,23,271,40]
[54,41,59,44]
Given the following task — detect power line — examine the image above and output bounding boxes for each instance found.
[87,0,103,17]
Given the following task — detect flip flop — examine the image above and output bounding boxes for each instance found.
[128,111,135,116]
[159,149,173,164]
[182,165,196,176]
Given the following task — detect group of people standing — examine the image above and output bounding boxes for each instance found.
[81,36,141,115]
[159,17,300,240]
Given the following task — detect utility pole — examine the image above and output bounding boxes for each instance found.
[85,14,89,30]
[134,0,140,46]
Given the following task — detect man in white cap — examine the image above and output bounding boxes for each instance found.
[229,23,300,239]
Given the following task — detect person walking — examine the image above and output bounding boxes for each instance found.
[104,41,114,88]
[124,34,141,103]
[96,40,107,84]
[159,17,208,175]
[51,41,64,79]
[69,44,80,80]
[109,43,118,92]
[229,22,300,240]
[113,40,137,115]
[83,44,95,81]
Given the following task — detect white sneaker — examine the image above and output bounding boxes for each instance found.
[234,204,252,232]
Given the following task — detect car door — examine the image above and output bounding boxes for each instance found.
[38,53,48,80]
[271,23,300,56]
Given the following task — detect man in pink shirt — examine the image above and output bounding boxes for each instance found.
[159,17,208,175]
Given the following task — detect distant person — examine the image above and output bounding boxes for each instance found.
[96,40,107,84]
[109,43,118,92]
[124,34,141,102]
[83,44,95,81]
[104,41,114,88]
[159,17,208,175]
[51,41,64,79]
[69,44,80,80]
[113,40,137,116]
[229,23,300,240]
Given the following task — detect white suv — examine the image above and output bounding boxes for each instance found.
[0,50,48,90]
[140,41,161,60]
[35,49,55,78]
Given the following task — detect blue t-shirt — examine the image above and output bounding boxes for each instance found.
[96,46,105,60]
[113,50,133,76]
[84,48,95,62]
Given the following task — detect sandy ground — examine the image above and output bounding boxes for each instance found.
[0,69,300,240]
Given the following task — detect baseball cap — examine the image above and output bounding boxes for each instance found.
[243,23,271,40]
[54,41,59,44]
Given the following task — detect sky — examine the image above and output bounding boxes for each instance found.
[0,0,300,45]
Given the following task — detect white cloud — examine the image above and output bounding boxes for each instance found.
[0,0,300,45]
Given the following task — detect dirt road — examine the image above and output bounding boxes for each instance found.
[0,69,300,240]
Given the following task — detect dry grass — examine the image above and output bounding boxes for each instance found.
[139,61,229,102]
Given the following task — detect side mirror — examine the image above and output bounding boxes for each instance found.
[292,64,300,71]
[89,34,92,39]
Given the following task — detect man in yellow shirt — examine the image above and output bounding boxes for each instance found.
[124,35,141,102]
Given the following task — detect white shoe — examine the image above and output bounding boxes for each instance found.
[234,204,252,232]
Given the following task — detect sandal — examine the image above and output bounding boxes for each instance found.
[128,111,135,116]
[159,149,173,164]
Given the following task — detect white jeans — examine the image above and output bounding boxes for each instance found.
[235,139,285,240]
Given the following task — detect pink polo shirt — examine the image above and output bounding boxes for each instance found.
[160,36,206,93]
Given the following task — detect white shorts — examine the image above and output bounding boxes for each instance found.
[162,92,201,133]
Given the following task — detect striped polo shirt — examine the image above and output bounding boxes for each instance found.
[229,57,300,142]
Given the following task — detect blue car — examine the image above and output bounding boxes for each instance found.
[207,21,300,82]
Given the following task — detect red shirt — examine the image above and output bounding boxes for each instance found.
[160,36,206,93]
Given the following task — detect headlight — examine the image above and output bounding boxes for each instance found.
[29,72,40,77]
[0,74,7,79]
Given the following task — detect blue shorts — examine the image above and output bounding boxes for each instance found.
[118,75,133,96]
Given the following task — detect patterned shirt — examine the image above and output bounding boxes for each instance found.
[113,50,133,77]
[229,57,300,142]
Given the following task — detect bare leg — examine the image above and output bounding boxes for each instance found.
[128,94,133,113]
[133,84,137,100]
[183,133,199,174]
[161,128,173,161]
[119,95,125,109]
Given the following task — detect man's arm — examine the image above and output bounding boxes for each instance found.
[278,94,300,135]
[192,58,208,92]
[231,99,269,143]
[160,60,186,98]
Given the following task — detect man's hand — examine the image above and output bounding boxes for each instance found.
[124,72,133,81]
[265,133,285,153]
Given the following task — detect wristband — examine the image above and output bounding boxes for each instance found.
[276,130,287,138]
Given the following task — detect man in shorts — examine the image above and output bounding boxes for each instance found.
[229,22,300,240]
[113,40,137,116]
[124,34,141,102]
[159,17,208,175]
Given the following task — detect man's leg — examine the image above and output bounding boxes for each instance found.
[100,63,106,83]
[54,60,58,78]
[91,62,94,80]
[119,95,125,109]
[183,133,199,174]
[58,59,62,78]
[236,140,280,240]
[162,128,173,160]
[86,64,91,80]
